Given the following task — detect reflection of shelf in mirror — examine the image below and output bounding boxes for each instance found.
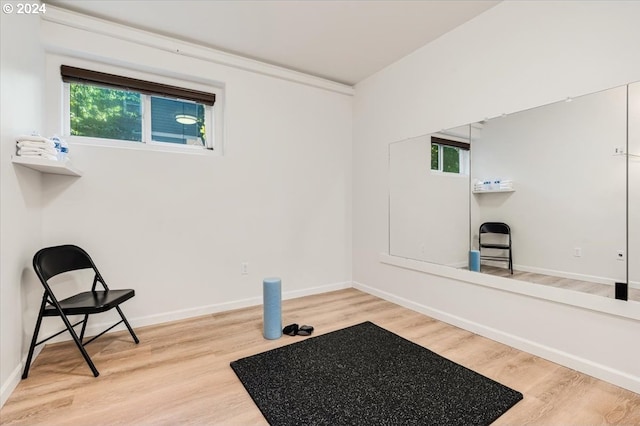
[12,156,82,176]
[613,152,640,158]
[472,188,515,194]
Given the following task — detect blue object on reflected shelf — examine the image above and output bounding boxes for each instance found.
[469,250,481,272]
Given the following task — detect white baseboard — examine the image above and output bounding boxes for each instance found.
[0,280,351,409]
[0,364,22,409]
[514,263,626,287]
[31,281,353,341]
[106,280,352,332]
[515,264,640,290]
[283,280,352,300]
[1,346,43,408]
[352,280,640,395]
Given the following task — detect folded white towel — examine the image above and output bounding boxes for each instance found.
[18,145,57,153]
[18,146,58,156]
[17,140,56,149]
[16,135,56,146]
[18,152,59,161]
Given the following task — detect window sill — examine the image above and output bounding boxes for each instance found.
[12,155,82,177]
[69,136,220,156]
[430,171,469,178]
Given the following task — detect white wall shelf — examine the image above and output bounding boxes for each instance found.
[472,188,515,194]
[11,156,82,177]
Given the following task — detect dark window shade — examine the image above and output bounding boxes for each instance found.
[61,65,216,106]
[431,136,470,151]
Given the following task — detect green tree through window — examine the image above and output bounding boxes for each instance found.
[442,145,460,173]
[431,139,468,175]
[431,143,439,170]
[70,84,142,141]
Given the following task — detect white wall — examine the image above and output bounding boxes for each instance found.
[0,3,46,406]
[38,14,353,324]
[389,134,469,266]
[471,86,627,283]
[1,6,353,405]
[353,0,640,393]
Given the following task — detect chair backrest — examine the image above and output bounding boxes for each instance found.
[33,245,96,283]
[479,222,511,236]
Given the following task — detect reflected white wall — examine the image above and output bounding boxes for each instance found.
[470,86,627,284]
[389,134,469,266]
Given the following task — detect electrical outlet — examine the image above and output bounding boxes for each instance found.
[616,250,625,261]
[573,247,582,257]
[241,262,249,275]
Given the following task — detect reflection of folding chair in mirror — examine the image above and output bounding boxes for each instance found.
[22,245,139,379]
[479,222,513,274]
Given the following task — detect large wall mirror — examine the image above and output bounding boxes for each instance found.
[389,81,639,303]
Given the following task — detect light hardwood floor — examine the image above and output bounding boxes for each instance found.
[1,289,639,425]
[480,265,640,303]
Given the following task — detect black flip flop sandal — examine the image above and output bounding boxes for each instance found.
[283,323,299,336]
[296,325,314,336]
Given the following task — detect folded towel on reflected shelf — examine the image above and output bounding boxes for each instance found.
[474,178,514,192]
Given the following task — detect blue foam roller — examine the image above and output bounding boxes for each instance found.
[469,250,481,272]
[263,277,282,340]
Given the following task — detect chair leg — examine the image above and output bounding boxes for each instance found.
[57,311,100,377]
[509,249,513,274]
[22,295,47,379]
[79,314,89,342]
[116,306,139,344]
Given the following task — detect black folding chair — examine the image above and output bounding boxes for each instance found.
[22,245,139,379]
[479,222,513,274]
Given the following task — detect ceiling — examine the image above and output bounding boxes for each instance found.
[45,0,500,86]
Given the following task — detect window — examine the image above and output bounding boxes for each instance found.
[431,136,470,175]
[62,65,216,150]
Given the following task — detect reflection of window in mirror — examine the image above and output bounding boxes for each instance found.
[430,136,469,175]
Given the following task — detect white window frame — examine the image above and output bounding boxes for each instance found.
[430,134,470,176]
[63,83,216,152]
[49,56,226,156]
